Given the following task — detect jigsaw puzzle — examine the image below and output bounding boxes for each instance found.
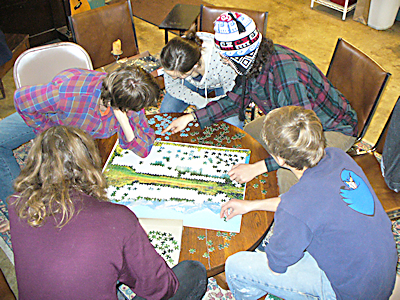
[103,141,250,232]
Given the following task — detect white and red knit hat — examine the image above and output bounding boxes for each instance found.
[214,12,262,75]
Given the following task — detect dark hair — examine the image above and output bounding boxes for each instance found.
[247,37,275,79]
[101,65,160,112]
[160,24,203,73]
[13,126,108,228]
[236,37,276,121]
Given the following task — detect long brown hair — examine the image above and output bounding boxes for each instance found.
[247,37,275,79]
[160,24,203,73]
[12,126,108,228]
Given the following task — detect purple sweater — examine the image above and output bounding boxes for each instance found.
[8,191,178,300]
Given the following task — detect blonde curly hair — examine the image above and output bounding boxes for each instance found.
[12,126,108,228]
[262,106,326,170]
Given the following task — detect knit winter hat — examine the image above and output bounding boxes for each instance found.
[214,12,262,75]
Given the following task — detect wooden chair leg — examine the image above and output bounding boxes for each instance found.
[0,78,5,99]
[0,269,15,300]
[214,272,230,290]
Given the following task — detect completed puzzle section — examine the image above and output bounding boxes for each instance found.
[104,141,251,232]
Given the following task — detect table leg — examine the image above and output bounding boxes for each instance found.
[0,79,5,99]
[164,30,168,44]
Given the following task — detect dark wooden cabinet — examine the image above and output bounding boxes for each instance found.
[0,0,70,46]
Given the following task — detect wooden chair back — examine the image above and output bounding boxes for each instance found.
[199,5,268,37]
[326,38,391,142]
[352,97,400,216]
[69,0,139,69]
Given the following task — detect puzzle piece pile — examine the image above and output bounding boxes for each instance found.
[147,114,246,147]
[188,231,237,258]
[148,230,180,267]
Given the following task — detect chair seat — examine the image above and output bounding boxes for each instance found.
[353,153,400,214]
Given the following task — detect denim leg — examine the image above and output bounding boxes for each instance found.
[226,251,336,300]
[160,92,190,113]
[160,80,199,113]
[0,113,35,203]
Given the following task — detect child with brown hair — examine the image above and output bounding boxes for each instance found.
[220,106,396,299]
[0,65,158,204]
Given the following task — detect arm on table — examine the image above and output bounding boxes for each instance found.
[228,160,268,184]
[162,113,194,134]
[220,197,281,221]
[116,109,155,158]
[113,109,135,142]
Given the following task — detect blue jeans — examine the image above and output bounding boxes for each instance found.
[160,80,243,129]
[225,251,336,300]
[0,112,35,203]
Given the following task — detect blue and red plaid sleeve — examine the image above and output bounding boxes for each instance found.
[14,82,60,134]
[118,109,155,158]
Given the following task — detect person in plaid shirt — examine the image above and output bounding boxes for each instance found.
[0,65,158,205]
[163,12,358,194]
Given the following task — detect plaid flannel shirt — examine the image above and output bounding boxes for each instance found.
[14,68,155,158]
[195,44,358,172]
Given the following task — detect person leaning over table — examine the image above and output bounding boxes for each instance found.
[8,125,207,300]
[0,65,158,204]
[160,24,242,129]
[163,12,358,194]
[220,106,397,300]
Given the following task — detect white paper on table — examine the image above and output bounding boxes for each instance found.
[138,218,183,268]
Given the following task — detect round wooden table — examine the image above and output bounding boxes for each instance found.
[96,112,278,277]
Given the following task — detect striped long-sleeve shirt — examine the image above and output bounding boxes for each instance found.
[14,68,155,158]
[195,44,358,172]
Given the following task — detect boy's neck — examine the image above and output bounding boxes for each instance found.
[274,155,307,180]
[289,167,307,180]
